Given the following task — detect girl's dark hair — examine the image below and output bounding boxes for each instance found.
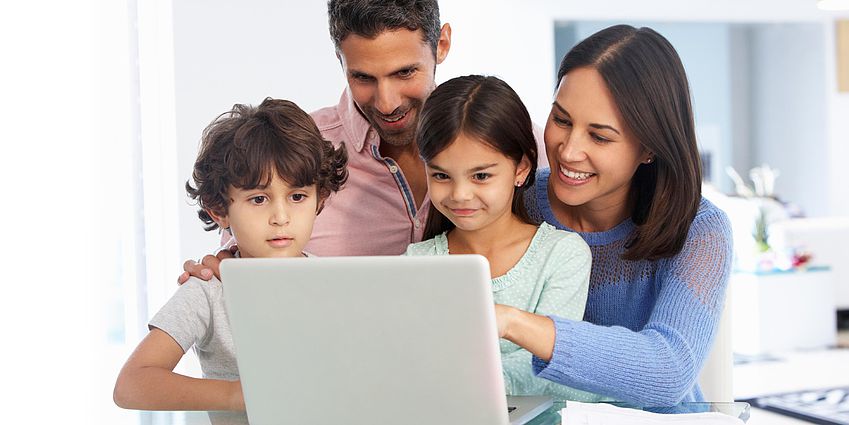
[185,98,348,231]
[417,75,538,240]
[558,25,701,261]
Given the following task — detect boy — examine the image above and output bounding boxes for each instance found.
[113,98,348,424]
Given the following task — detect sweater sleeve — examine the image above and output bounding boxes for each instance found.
[532,209,733,406]
[502,230,598,399]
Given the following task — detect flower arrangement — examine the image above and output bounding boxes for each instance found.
[725,164,812,272]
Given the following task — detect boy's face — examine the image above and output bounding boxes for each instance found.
[337,25,450,148]
[211,172,319,259]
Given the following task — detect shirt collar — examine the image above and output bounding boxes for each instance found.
[337,89,376,153]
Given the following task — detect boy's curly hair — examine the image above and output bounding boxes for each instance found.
[185,98,348,231]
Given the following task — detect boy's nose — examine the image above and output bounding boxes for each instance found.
[270,205,290,226]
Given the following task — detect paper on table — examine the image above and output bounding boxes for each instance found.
[562,401,745,425]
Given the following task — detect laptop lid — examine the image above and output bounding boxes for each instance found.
[222,255,536,425]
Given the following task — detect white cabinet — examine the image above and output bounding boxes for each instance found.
[731,267,837,355]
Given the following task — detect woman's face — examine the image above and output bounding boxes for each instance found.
[544,66,651,213]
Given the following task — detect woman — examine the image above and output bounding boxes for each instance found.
[494,25,732,406]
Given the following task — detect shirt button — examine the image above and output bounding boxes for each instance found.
[414,219,421,229]
[389,165,398,174]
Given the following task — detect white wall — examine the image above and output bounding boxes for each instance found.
[171,1,345,263]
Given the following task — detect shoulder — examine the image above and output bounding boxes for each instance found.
[404,234,445,256]
[689,198,733,240]
[310,102,345,148]
[539,223,589,250]
[534,223,591,262]
[176,276,224,303]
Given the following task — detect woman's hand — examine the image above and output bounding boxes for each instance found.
[176,246,237,284]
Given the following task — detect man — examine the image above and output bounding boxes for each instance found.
[307,0,451,256]
[179,0,451,281]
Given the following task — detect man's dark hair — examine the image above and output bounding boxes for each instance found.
[186,98,348,231]
[327,0,441,55]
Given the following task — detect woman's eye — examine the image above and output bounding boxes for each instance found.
[250,195,267,205]
[553,117,572,127]
[473,173,491,181]
[431,172,449,181]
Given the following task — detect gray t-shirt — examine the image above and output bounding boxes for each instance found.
[149,276,248,425]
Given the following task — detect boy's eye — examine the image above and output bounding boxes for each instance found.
[290,193,307,202]
[473,173,491,181]
[431,172,449,181]
[249,195,267,205]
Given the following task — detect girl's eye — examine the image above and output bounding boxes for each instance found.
[250,195,267,205]
[431,172,449,181]
[473,173,491,181]
[290,193,307,202]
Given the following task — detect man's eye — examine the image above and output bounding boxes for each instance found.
[398,69,415,78]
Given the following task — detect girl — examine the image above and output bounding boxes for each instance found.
[405,75,599,401]
[495,25,733,406]
[113,98,348,424]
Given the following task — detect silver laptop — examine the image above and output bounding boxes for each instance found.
[221,255,553,425]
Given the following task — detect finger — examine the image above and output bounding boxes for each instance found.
[177,271,190,285]
[217,248,236,261]
[183,259,198,272]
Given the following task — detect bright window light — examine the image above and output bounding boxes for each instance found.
[818,0,849,11]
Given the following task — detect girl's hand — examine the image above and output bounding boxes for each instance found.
[494,304,515,338]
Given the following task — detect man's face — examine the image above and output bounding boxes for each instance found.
[337,26,450,147]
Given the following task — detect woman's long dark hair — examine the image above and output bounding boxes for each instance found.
[558,25,701,261]
[416,75,538,240]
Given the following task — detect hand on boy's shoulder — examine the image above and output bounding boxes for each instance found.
[177,246,237,285]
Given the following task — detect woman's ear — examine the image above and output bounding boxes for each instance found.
[206,208,229,230]
[514,155,532,187]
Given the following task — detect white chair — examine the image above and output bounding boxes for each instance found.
[698,290,733,402]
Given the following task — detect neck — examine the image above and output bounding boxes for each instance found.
[448,213,531,255]
[547,182,632,232]
[378,140,419,160]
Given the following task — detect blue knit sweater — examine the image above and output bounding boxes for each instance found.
[525,169,733,406]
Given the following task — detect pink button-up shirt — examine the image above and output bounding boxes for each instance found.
[304,90,430,256]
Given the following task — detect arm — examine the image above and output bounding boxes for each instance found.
[528,210,733,406]
[113,328,244,411]
[499,233,594,398]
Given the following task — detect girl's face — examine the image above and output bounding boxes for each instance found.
[425,133,530,234]
[209,171,319,259]
[544,67,651,213]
